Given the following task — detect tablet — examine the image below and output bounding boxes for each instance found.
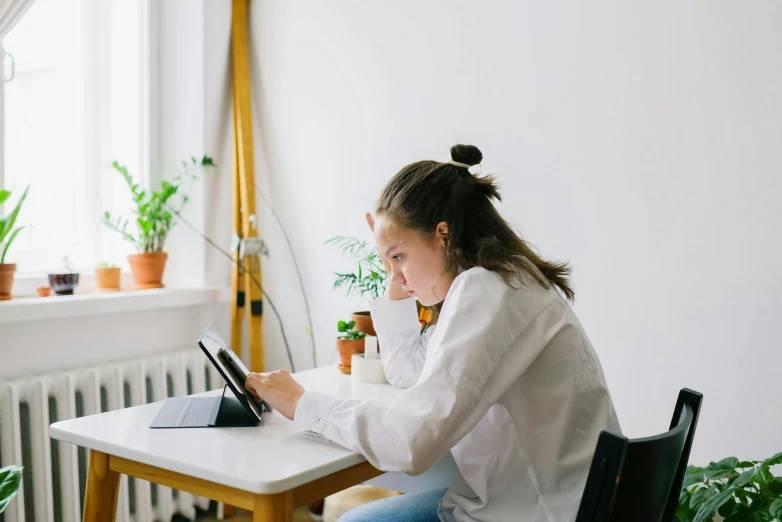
[197,326,263,421]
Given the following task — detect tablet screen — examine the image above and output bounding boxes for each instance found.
[197,326,262,421]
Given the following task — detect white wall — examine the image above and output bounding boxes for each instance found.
[237,1,782,466]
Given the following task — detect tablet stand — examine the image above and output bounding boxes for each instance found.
[209,384,259,427]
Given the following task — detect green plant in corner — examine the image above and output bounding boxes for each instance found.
[0,186,29,264]
[337,320,366,341]
[103,156,215,253]
[677,452,782,522]
[326,236,388,300]
[0,465,23,513]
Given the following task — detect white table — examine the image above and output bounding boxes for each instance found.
[49,365,457,521]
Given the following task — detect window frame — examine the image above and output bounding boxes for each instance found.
[0,0,153,279]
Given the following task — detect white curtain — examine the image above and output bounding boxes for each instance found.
[0,0,36,41]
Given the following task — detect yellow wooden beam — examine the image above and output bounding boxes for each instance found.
[231,0,264,372]
[83,450,121,522]
[110,454,255,510]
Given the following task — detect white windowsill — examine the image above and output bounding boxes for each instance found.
[0,286,232,324]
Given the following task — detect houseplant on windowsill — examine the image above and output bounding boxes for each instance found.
[103,156,215,290]
[335,319,366,374]
[0,186,29,301]
[48,255,80,295]
[0,465,23,514]
[95,262,121,292]
[677,452,782,522]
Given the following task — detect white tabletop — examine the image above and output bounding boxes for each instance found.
[49,365,456,495]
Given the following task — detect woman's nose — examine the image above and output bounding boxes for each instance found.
[390,268,405,284]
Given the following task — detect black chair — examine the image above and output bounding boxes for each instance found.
[575,388,703,522]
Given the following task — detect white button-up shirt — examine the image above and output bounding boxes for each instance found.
[294,266,621,521]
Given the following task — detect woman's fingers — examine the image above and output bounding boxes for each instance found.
[243,371,305,421]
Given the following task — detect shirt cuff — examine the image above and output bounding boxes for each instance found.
[368,296,420,335]
[293,391,341,433]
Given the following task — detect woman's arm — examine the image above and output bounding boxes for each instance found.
[369,296,433,389]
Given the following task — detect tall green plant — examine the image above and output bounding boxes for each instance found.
[0,465,23,513]
[326,236,388,300]
[678,452,782,522]
[0,186,29,264]
[103,156,215,253]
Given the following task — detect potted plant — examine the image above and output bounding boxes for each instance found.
[0,186,29,301]
[95,262,121,292]
[103,155,215,290]
[48,255,80,295]
[335,319,366,374]
[0,465,23,514]
[326,236,389,337]
[677,452,782,521]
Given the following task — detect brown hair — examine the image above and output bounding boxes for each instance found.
[375,144,575,301]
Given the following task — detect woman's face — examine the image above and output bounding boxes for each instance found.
[373,214,453,306]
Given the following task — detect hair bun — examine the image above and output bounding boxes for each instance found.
[450,144,483,167]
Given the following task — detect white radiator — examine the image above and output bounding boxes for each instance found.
[0,348,224,522]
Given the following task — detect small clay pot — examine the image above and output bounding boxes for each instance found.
[48,273,80,295]
[336,338,365,374]
[128,251,167,290]
[351,311,376,337]
[0,263,16,301]
[36,286,52,297]
[95,267,121,292]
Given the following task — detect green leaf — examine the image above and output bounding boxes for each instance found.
[685,470,709,487]
[770,499,782,518]
[347,320,355,330]
[767,477,782,495]
[716,457,740,470]
[718,497,738,518]
[0,186,29,244]
[734,468,756,488]
[704,469,737,481]
[752,465,774,486]
[751,513,771,522]
[0,465,23,513]
[0,189,10,205]
[691,485,712,509]
[763,452,782,467]
[1,226,26,264]
[694,487,738,522]
[337,321,347,333]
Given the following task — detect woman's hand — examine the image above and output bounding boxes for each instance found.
[367,212,408,301]
[245,370,305,421]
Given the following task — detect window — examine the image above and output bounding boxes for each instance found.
[1,0,149,275]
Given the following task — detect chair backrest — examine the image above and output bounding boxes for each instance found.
[575,388,703,522]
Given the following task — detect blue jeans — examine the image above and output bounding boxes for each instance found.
[337,488,448,522]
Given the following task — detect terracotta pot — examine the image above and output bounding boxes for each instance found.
[351,311,376,337]
[36,286,52,297]
[0,263,16,301]
[48,273,80,295]
[95,267,121,292]
[128,252,167,290]
[336,338,365,374]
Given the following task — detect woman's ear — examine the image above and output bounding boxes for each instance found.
[435,222,449,243]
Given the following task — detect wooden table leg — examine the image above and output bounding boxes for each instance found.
[253,491,293,522]
[83,450,121,522]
